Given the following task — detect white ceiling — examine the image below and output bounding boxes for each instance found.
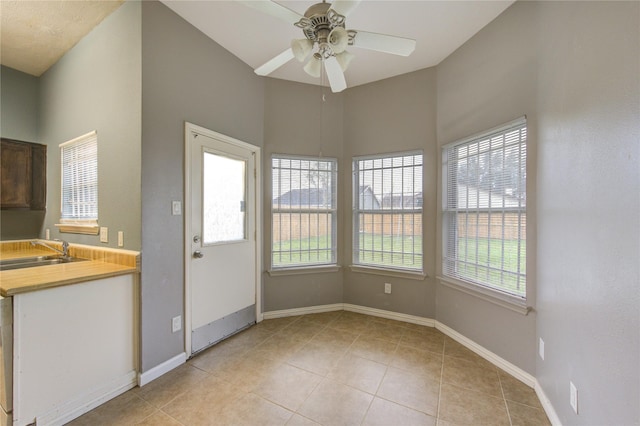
[1,0,514,87]
[161,0,514,89]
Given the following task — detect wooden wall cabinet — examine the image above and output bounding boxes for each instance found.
[1,138,47,210]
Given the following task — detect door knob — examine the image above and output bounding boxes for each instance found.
[193,250,204,259]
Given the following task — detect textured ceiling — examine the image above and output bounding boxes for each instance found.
[0,0,124,76]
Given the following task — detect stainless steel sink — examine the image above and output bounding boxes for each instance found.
[0,256,87,271]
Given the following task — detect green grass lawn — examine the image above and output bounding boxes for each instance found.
[272,235,334,266]
[356,234,422,270]
[454,237,526,296]
[273,235,524,298]
[273,233,423,270]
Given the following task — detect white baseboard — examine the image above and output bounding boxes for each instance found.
[263,303,435,328]
[36,370,137,426]
[343,304,436,327]
[535,379,562,426]
[138,352,186,387]
[262,303,344,319]
[434,321,536,387]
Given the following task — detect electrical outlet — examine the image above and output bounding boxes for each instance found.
[570,381,578,414]
[45,228,50,240]
[539,338,545,360]
[384,283,392,294]
[172,201,182,216]
[118,231,124,247]
[172,315,181,333]
[100,227,108,243]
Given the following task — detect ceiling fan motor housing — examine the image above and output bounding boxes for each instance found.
[297,2,343,44]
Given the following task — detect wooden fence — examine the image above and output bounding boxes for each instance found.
[272,212,423,242]
[356,213,422,236]
[272,212,524,242]
[456,212,526,240]
[272,213,332,243]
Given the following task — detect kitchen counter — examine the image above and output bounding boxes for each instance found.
[0,240,140,296]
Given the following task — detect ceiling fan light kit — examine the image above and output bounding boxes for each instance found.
[242,0,416,93]
[303,55,323,78]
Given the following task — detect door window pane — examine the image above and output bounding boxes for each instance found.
[203,152,246,244]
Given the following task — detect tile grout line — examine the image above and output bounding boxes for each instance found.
[434,334,446,424]
[293,314,334,417]
[356,326,403,425]
[497,368,514,426]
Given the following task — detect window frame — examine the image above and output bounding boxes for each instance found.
[55,130,99,235]
[270,154,338,272]
[352,150,425,276]
[440,117,528,312]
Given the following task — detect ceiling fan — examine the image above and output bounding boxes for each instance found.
[239,0,417,93]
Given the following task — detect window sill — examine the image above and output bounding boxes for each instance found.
[268,265,341,276]
[349,265,427,281]
[55,223,100,235]
[437,275,531,315]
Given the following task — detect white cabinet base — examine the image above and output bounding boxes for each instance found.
[13,275,138,426]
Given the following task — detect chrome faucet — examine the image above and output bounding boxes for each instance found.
[31,239,70,258]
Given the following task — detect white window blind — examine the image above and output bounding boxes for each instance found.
[272,155,337,268]
[442,118,526,298]
[353,151,423,272]
[60,131,98,222]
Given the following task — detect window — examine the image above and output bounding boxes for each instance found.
[442,117,527,299]
[203,151,246,244]
[271,155,337,269]
[57,131,99,234]
[353,151,423,272]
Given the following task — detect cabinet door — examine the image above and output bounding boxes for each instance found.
[30,144,47,210]
[1,139,47,210]
[1,140,32,208]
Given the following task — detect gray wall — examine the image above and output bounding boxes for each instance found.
[38,0,142,250]
[0,66,44,239]
[435,1,538,375]
[535,2,639,424]
[343,68,438,318]
[140,1,264,371]
[1,65,39,142]
[262,79,344,311]
[437,0,639,422]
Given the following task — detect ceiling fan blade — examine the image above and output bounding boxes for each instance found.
[236,0,303,25]
[350,30,416,56]
[255,48,295,76]
[324,56,347,93]
[328,0,361,18]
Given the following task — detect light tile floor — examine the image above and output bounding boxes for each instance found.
[69,311,551,425]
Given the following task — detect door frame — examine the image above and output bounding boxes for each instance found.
[183,122,262,358]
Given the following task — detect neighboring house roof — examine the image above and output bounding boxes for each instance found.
[456,184,524,208]
[358,185,381,210]
[274,188,331,207]
[382,192,423,209]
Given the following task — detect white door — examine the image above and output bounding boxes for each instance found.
[186,124,259,355]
